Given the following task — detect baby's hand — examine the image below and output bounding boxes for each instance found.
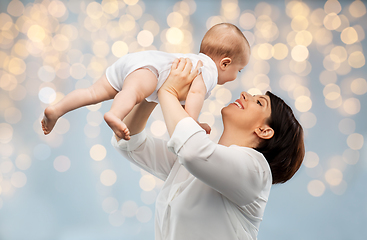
[198,122,211,134]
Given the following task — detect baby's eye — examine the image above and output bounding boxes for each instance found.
[239,70,242,73]
[257,100,263,106]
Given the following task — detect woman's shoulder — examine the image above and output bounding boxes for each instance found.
[230,145,272,177]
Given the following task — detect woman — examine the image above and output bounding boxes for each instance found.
[112,59,305,240]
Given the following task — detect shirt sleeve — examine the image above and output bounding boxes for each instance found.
[111,130,178,181]
[167,117,272,206]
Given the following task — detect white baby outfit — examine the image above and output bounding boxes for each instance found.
[105,50,218,103]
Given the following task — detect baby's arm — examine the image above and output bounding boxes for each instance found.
[184,74,206,122]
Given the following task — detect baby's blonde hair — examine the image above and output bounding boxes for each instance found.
[200,23,250,64]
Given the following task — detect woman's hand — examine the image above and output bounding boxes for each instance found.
[158,58,203,101]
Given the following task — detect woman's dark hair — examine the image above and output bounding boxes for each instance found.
[255,91,305,184]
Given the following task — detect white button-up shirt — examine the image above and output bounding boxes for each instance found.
[111,117,272,240]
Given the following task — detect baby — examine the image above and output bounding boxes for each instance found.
[41,23,250,140]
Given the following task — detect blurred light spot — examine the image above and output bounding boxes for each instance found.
[272,43,288,60]
[347,133,364,150]
[310,8,326,27]
[338,118,355,135]
[119,14,136,32]
[299,112,317,129]
[349,0,366,18]
[286,1,310,18]
[247,88,262,96]
[253,61,270,75]
[139,175,156,191]
[54,155,71,172]
[293,86,310,99]
[0,123,13,144]
[93,41,110,57]
[291,16,308,31]
[325,168,343,186]
[239,12,256,30]
[314,28,332,45]
[303,151,319,168]
[143,20,160,36]
[15,154,31,170]
[39,87,56,104]
[141,190,157,205]
[53,118,70,135]
[323,13,341,30]
[137,30,154,47]
[27,25,46,42]
[109,210,125,227]
[150,120,166,137]
[295,96,312,112]
[199,112,215,127]
[167,12,183,28]
[348,51,365,68]
[330,46,347,63]
[319,70,337,86]
[8,57,26,75]
[323,84,340,100]
[215,88,232,104]
[136,206,152,223]
[323,55,340,71]
[295,30,312,46]
[325,95,342,109]
[353,24,365,41]
[122,200,138,217]
[86,103,102,111]
[87,111,103,126]
[100,169,117,186]
[343,97,360,115]
[166,27,183,45]
[90,144,107,161]
[291,45,309,62]
[4,107,21,124]
[307,180,325,197]
[253,74,270,90]
[7,0,25,17]
[33,143,51,160]
[341,27,358,44]
[38,65,56,82]
[127,3,143,19]
[257,43,272,60]
[84,124,100,138]
[48,0,67,18]
[279,75,298,92]
[330,180,347,195]
[243,31,255,46]
[351,78,367,95]
[343,148,359,165]
[70,63,87,79]
[52,34,70,52]
[0,160,13,174]
[102,197,119,213]
[87,2,103,19]
[11,171,27,188]
[324,0,341,14]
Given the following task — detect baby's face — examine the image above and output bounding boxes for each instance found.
[217,62,246,85]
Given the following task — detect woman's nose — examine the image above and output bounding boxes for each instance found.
[241,92,251,101]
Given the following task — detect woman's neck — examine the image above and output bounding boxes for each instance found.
[218,129,259,148]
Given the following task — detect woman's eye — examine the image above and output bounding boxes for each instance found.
[257,100,263,106]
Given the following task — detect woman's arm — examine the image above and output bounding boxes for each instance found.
[158,58,202,136]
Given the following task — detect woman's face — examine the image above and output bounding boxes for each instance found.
[222,91,272,132]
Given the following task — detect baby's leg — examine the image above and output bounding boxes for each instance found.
[42,74,117,135]
[104,68,157,140]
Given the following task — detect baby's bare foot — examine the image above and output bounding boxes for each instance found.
[41,106,59,135]
[104,112,130,140]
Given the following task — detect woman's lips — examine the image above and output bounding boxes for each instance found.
[234,99,244,109]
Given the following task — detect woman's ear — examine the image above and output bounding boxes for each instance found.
[255,126,274,140]
[220,57,232,70]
